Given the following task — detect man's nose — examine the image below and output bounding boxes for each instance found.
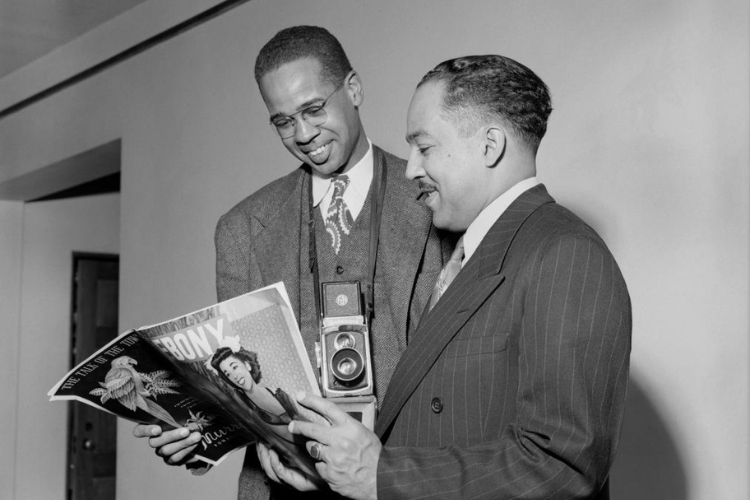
[405,153,424,180]
[294,117,320,142]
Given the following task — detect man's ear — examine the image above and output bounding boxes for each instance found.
[483,126,506,167]
[345,70,364,107]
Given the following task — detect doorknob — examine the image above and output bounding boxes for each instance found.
[82,438,95,450]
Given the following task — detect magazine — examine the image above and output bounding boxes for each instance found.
[49,282,324,478]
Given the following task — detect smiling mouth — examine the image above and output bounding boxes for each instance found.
[417,182,437,201]
[307,143,330,157]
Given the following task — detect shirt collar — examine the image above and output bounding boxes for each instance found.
[312,139,373,208]
[462,177,540,267]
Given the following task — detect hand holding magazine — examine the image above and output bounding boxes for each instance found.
[49,282,325,480]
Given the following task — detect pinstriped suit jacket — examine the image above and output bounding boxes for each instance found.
[375,184,632,499]
[215,145,450,500]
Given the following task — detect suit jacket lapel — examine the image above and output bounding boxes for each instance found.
[374,146,433,336]
[376,184,554,438]
[253,169,308,320]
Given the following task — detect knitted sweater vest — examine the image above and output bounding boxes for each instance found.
[298,187,404,406]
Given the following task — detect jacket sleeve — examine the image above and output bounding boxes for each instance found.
[215,211,263,302]
[214,212,273,500]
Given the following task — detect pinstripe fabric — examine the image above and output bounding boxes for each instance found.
[214,146,451,500]
[376,185,631,500]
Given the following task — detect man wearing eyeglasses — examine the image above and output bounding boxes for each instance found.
[132,25,449,500]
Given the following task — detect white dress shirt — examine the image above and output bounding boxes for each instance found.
[312,140,373,221]
[462,177,540,267]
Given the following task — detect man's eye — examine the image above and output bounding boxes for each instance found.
[273,119,294,129]
[303,106,326,118]
[418,146,432,155]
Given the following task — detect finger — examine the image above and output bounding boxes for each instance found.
[294,403,333,427]
[256,442,282,483]
[295,392,349,425]
[133,424,162,438]
[155,432,202,464]
[308,441,324,461]
[288,418,333,445]
[267,446,287,480]
[147,427,192,449]
[162,443,199,465]
[269,448,322,492]
[314,459,329,481]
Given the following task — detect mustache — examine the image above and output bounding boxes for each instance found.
[416,182,436,200]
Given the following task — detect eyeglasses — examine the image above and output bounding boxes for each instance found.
[270,81,345,139]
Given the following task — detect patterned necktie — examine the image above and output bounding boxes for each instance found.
[429,236,465,311]
[324,175,354,254]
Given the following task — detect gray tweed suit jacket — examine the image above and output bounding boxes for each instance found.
[215,145,449,500]
[375,184,632,499]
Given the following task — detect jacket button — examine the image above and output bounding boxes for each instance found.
[336,265,344,274]
[430,397,443,413]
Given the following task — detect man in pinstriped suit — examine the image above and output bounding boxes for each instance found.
[267,54,631,499]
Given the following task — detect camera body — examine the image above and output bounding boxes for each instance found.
[317,281,374,399]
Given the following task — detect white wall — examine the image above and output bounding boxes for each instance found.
[13,194,120,500]
[0,201,23,500]
[0,0,746,499]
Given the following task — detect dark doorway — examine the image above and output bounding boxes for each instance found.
[67,253,119,500]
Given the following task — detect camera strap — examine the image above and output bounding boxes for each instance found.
[308,149,388,327]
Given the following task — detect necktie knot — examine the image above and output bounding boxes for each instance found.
[449,238,465,263]
[331,175,349,199]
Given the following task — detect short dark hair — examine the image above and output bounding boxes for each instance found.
[211,346,262,385]
[254,25,352,87]
[418,55,552,151]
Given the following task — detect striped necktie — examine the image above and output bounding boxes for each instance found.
[429,236,465,310]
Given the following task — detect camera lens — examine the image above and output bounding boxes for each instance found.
[334,332,356,350]
[331,348,364,383]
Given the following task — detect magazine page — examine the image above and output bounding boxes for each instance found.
[134,282,324,480]
[48,330,253,466]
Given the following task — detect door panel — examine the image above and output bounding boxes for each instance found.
[68,255,119,500]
